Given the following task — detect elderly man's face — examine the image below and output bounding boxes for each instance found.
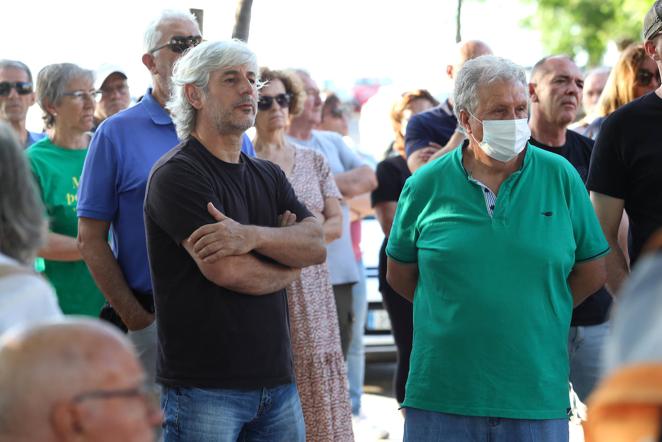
[70,345,162,442]
[466,79,529,143]
[0,67,35,125]
[582,71,608,115]
[150,18,201,95]
[96,73,130,120]
[532,58,583,128]
[297,73,323,125]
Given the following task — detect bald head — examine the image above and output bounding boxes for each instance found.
[0,319,155,442]
[448,40,493,80]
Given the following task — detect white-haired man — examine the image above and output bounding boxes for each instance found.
[387,55,608,441]
[77,11,255,382]
[144,40,326,440]
[0,319,162,442]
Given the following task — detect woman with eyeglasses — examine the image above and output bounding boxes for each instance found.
[253,67,354,441]
[583,43,660,139]
[26,63,105,316]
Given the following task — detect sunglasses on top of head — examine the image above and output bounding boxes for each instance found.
[636,68,660,86]
[149,35,202,54]
[257,93,291,111]
[0,81,33,97]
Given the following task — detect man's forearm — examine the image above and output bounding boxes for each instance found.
[605,237,629,296]
[335,166,378,197]
[39,232,82,261]
[252,218,326,267]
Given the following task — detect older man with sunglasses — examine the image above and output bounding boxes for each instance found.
[0,60,45,148]
[588,0,662,295]
[77,9,255,383]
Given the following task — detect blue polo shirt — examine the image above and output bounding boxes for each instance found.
[78,89,254,293]
[25,130,45,149]
[387,144,609,419]
[404,99,457,156]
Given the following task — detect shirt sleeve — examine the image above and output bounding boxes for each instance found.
[334,134,365,171]
[77,130,119,220]
[313,150,342,200]
[404,112,432,153]
[144,161,220,245]
[567,165,611,262]
[586,114,627,199]
[372,159,403,206]
[385,179,419,263]
[241,134,256,157]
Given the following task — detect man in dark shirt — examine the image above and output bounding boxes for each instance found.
[144,40,325,441]
[528,55,612,401]
[588,1,662,294]
[405,40,491,172]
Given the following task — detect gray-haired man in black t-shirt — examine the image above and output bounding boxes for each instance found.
[144,40,325,441]
[588,1,662,294]
[528,54,613,401]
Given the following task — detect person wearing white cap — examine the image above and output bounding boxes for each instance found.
[93,65,130,129]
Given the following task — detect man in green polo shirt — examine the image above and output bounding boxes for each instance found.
[387,55,609,442]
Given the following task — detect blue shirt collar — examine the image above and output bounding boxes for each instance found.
[142,88,173,126]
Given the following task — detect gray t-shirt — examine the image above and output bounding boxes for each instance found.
[287,130,362,285]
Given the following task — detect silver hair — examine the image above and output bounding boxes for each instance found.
[453,55,528,125]
[0,60,33,83]
[0,122,46,265]
[167,39,259,141]
[36,63,94,128]
[143,9,200,53]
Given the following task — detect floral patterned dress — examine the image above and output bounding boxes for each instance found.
[285,145,354,442]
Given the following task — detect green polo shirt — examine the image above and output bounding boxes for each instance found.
[387,144,609,419]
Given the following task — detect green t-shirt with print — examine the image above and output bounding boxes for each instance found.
[27,137,105,316]
[387,144,609,419]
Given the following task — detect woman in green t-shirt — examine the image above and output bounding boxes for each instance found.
[26,63,105,316]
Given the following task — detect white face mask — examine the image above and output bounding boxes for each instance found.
[468,113,531,162]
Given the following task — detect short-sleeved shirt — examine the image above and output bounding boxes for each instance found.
[587,92,662,265]
[405,99,457,156]
[286,130,361,285]
[77,89,255,294]
[387,144,609,419]
[27,137,106,316]
[144,137,312,389]
[530,130,612,326]
[371,154,411,291]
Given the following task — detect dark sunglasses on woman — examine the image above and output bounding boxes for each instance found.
[636,68,660,86]
[0,81,33,96]
[257,93,291,111]
[149,35,203,54]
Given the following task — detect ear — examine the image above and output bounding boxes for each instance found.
[459,109,472,136]
[51,400,83,439]
[185,84,204,110]
[43,98,58,118]
[446,64,454,80]
[142,53,156,74]
[28,92,36,107]
[645,39,660,61]
[528,82,539,102]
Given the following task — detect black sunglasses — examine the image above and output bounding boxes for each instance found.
[636,69,660,87]
[150,35,202,54]
[257,93,291,111]
[0,81,33,97]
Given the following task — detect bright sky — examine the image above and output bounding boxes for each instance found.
[4,0,545,134]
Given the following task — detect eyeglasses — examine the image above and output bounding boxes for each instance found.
[72,384,160,411]
[100,84,129,96]
[0,81,33,97]
[328,107,345,119]
[150,35,202,54]
[636,69,660,87]
[257,93,291,111]
[62,90,101,102]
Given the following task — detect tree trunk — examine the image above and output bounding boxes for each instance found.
[232,0,254,42]
[456,0,462,43]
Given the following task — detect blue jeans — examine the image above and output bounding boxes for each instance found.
[347,257,367,415]
[161,383,305,442]
[404,408,568,442]
[568,322,609,401]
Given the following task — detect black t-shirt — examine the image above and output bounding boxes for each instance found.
[588,92,662,266]
[144,137,312,389]
[530,130,612,326]
[371,154,411,292]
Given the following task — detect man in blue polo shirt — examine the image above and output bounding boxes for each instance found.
[404,40,491,172]
[77,10,253,382]
[387,55,608,442]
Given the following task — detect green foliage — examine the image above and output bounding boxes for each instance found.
[523,0,652,66]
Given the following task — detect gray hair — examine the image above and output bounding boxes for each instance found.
[167,39,258,141]
[143,9,200,53]
[36,63,94,128]
[0,122,46,265]
[0,60,33,83]
[453,55,528,124]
